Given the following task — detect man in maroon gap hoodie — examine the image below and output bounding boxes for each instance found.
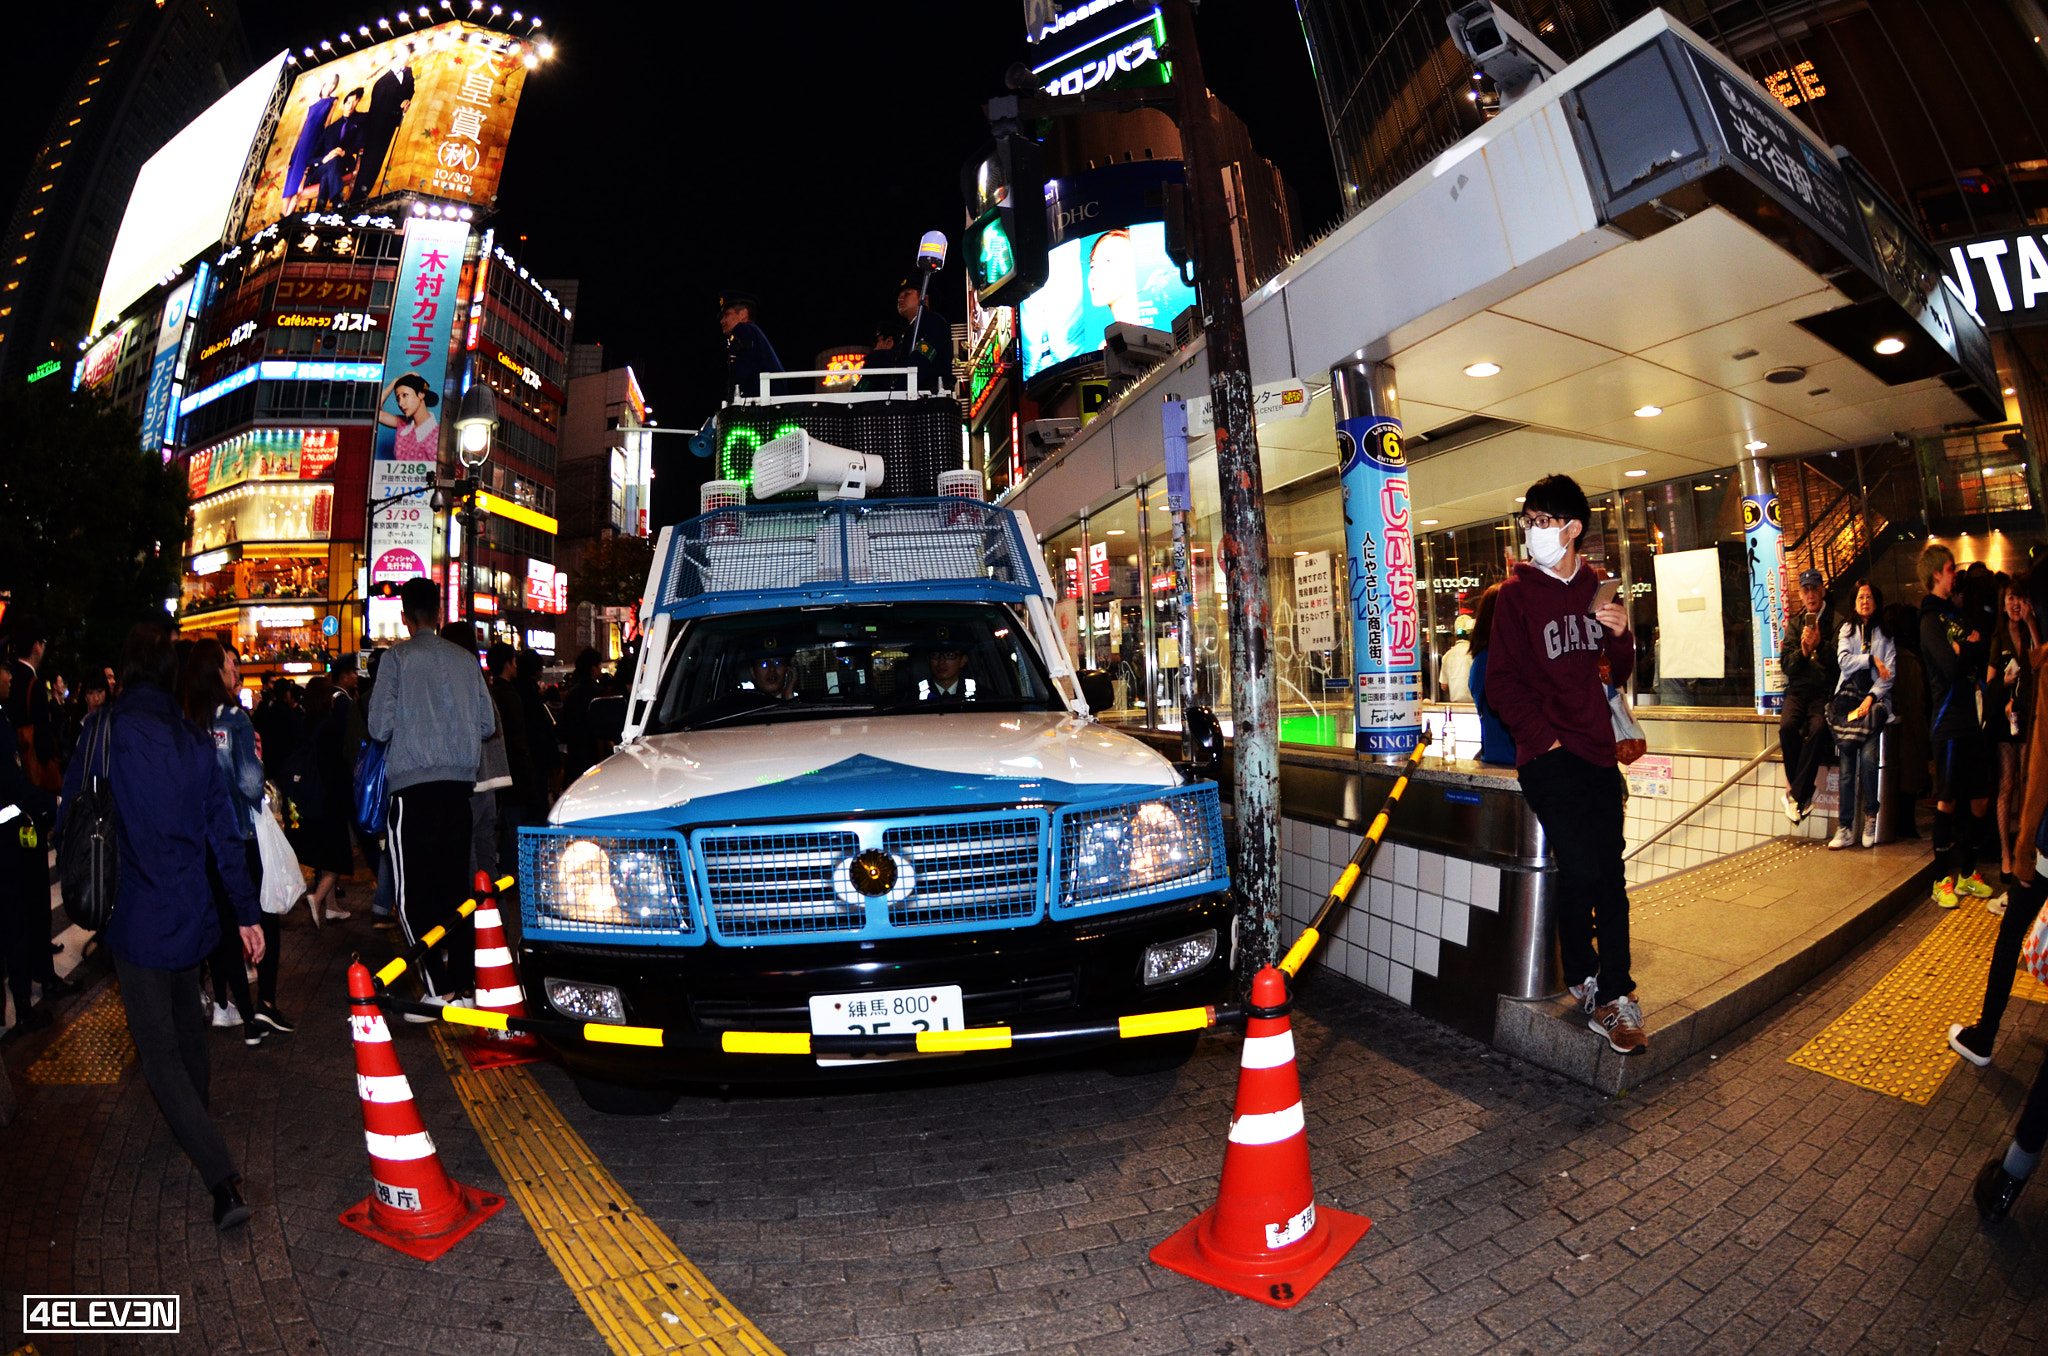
[1484,474,1646,1055]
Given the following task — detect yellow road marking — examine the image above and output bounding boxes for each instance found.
[432,1029,784,1356]
[25,985,133,1085]
[1789,903,2015,1104]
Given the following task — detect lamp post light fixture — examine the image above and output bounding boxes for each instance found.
[453,371,500,625]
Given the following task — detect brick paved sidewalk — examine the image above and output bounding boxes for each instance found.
[0,893,607,1356]
[6,887,2048,1355]
[559,897,2048,1356]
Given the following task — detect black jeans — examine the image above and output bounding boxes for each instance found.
[1975,875,2048,1042]
[208,840,277,1012]
[1779,690,1831,806]
[1518,748,1634,1006]
[113,955,237,1191]
[391,781,475,996]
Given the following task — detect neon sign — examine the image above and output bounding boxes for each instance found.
[1763,61,1825,109]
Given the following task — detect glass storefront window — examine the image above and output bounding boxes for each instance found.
[1087,494,1147,726]
[190,483,335,551]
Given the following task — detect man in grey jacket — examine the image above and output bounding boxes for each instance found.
[368,577,497,1004]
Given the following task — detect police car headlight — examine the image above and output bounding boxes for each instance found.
[1071,798,1208,894]
[546,839,674,926]
[1142,929,1218,985]
[552,839,626,923]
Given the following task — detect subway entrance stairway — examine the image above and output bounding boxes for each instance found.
[4,852,2048,1356]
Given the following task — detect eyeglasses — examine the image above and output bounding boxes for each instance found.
[1516,513,1563,531]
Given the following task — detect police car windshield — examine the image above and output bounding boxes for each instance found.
[651,603,1058,732]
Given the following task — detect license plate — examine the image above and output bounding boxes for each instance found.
[808,985,965,1066]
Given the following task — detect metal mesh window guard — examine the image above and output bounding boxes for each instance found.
[660,500,1033,612]
[883,815,1047,930]
[518,829,695,943]
[1053,786,1229,916]
[694,827,865,940]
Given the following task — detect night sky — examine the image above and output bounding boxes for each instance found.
[7,2,1338,430]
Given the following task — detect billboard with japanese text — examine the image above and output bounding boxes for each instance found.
[241,22,530,239]
[368,216,468,583]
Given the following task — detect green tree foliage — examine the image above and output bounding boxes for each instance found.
[568,531,656,611]
[0,380,187,672]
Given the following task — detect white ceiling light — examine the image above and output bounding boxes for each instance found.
[1463,361,1501,378]
[1633,405,1663,418]
[1420,518,1440,526]
[1873,336,1906,355]
[1744,439,1768,452]
[1624,469,1648,477]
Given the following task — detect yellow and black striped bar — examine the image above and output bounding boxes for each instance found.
[372,875,516,987]
[374,991,1227,1057]
[1279,731,1431,978]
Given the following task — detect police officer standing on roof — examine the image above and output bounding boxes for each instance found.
[894,278,953,394]
[720,293,783,402]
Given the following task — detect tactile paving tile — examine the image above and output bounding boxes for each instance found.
[1789,904,2007,1104]
[1629,837,1821,922]
[431,1028,784,1356]
[24,986,134,1085]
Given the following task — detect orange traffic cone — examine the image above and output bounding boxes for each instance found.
[339,961,506,1260]
[464,871,544,1070]
[1150,965,1369,1307]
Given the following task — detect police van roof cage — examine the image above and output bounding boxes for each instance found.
[654,498,1041,619]
[736,367,932,406]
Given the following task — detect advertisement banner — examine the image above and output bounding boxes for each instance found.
[188,428,342,498]
[242,22,530,238]
[77,320,137,392]
[1020,222,1194,380]
[1338,415,1421,755]
[141,276,201,452]
[1743,492,1786,713]
[368,216,468,584]
[1294,551,1336,652]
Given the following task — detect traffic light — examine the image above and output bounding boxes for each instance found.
[962,136,1048,309]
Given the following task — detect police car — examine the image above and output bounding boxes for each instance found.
[515,457,1233,1112]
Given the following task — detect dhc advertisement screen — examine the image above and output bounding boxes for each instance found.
[1020,220,1193,382]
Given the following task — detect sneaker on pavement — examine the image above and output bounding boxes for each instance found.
[1566,974,1599,1013]
[1589,995,1647,1054]
[1949,1022,1995,1068]
[1959,872,1996,900]
[1828,825,1854,850]
[1989,895,2008,917]
[1933,876,1961,909]
[1861,821,1879,849]
[242,1021,265,1048]
[211,1002,243,1028]
[253,1005,294,1034]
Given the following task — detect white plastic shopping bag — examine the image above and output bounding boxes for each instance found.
[254,798,304,916]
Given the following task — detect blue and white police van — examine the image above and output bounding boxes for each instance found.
[514,421,1233,1112]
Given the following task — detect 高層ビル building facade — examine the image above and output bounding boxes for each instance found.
[554,364,651,663]
[0,0,251,386]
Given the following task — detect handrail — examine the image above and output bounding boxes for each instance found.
[1784,481,1857,559]
[1621,743,1780,863]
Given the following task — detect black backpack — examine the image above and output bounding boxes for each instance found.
[57,712,119,931]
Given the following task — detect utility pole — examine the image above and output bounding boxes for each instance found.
[1159,0,1281,977]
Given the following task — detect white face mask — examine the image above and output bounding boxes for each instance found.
[1525,524,1568,568]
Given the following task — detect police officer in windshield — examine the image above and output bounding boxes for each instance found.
[720,293,783,402]
[748,639,800,702]
[919,636,975,703]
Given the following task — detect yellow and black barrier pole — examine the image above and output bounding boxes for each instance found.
[372,876,516,989]
[1277,730,1431,979]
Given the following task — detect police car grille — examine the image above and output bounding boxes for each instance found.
[697,829,865,939]
[884,818,1043,929]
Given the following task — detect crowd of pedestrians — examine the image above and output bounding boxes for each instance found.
[0,595,633,1231]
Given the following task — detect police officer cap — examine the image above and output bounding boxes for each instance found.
[895,278,923,297]
[718,291,760,317]
[750,634,791,659]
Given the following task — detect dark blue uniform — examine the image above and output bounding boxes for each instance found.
[725,321,783,401]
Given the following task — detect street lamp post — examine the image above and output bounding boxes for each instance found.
[453,371,499,630]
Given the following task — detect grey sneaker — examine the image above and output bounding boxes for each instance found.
[1828,825,1854,850]
[1860,820,1878,849]
[1567,974,1599,1014]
